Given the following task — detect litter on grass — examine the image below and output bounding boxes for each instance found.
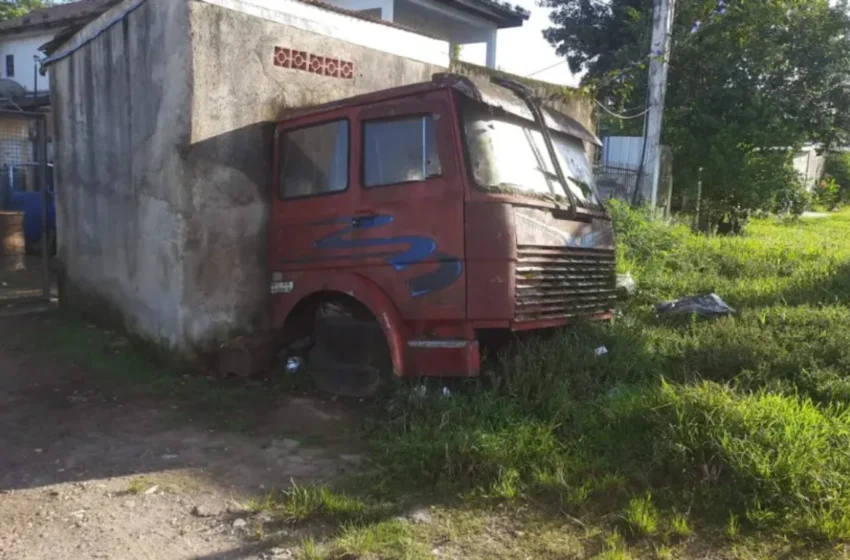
[616,272,636,296]
[655,293,735,318]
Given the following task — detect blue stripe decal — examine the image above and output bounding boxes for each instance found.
[314,215,462,297]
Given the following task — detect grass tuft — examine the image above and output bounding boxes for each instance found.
[330,520,428,559]
[669,513,692,539]
[126,476,154,495]
[298,537,322,560]
[726,513,740,539]
[595,529,632,559]
[623,493,659,537]
[245,483,383,526]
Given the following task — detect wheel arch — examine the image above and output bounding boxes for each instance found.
[271,273,409,377]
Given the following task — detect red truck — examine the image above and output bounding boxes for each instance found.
[268,74,615,396]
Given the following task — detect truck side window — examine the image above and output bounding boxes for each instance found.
[279,120,349,199]
[363,115,441,187]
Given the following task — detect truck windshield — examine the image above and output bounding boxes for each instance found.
[462,104,600,207]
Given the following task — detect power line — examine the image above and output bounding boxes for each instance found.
[595,100,649,119]
[528,59,569,77]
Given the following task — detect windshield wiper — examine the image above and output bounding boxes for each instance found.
[489,76,579,219]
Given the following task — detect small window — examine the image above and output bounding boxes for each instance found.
[363,115,441,187]
[279,120,349,199]
[5,55,13,78]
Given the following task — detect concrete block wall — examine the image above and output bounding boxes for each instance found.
[50,0,194,349]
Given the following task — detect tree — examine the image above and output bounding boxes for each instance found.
[542,0,850,230]
[0,1,59,21]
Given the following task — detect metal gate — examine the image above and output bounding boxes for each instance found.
[594,163,640,204]
[0,110,54,308]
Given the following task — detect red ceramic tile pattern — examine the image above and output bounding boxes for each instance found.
[309,54,325,74]
[325,58,339,78]
[274,46,354,79]
[340,60,354,79]
[292,50,308,71]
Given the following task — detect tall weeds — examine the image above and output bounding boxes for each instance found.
[369,208,850,540]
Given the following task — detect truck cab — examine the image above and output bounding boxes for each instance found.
[269,74,615,396]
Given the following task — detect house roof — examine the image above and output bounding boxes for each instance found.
[43,0,447,65]
[438,0,529,28]
[296,0,440,38]
[0,0,120,35]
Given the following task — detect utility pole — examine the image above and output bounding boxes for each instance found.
[639,0,676,207]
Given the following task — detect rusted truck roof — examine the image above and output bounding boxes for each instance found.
[279,73,601,147]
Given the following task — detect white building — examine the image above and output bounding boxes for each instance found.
[0,0,524,100]
[0,0,116,100]
[302,0,527,68]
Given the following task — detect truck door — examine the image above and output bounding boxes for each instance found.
[272,112,360,280]
[352,93,466,320]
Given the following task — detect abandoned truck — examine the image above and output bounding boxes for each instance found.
[268,74,616,396]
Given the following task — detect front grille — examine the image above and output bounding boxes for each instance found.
[515,245,617,322]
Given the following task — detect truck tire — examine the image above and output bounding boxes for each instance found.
[308,313,391,397]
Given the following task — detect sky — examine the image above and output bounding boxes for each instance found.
[459,0,580,87]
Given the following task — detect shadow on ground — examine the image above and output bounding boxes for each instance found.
[0,311,365,494]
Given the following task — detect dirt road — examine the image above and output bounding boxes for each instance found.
[0,313,364,560]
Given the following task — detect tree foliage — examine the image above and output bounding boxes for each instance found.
[543,0,850,228]
[0,0,56,21]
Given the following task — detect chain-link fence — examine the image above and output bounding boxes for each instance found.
[0,110,53,306]
[594,163,640,204]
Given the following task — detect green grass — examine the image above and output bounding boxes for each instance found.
[330,520,429,559]
[354,206,850,549]
[246,484,372,523]
[669,513,692,539]
[242,207,850,557]
[726,514,741,540]
[298,538,322,560]
[623,493,659,537]
[595,530,632,560]
[126,475,155,495]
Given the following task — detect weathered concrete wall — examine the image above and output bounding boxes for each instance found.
[50,0,447,358]
[793,148,826,192]
[51,0,194,349]
[182,0,447,349]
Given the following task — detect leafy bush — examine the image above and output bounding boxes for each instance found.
[825,153,850,202]
[606,199,689,273]
[692,151,809,234]
[770,175,812,217]
[814,174,841,210]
